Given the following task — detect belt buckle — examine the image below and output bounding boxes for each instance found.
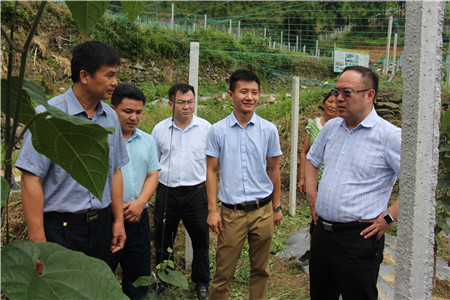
[86,211,99,222]
[321,221,333,232]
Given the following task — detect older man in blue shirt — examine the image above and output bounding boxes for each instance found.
[206,69,282,300]
[305,66,401,300]
[16,41,129,268]
[110,83,160,300]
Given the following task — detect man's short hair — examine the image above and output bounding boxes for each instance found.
[111,83,146,106]
[168,83,195,102]
[71,41,120,83]
[341,66,379,100]
[229,69,260,92]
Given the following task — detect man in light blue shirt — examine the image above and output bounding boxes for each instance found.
[151,83,211,299]
[206,69,282,300]
[16,41,129,268]
[110,84,160,300]
[305,66,401,300]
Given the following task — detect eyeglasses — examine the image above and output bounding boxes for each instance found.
[330,88,371,98]
[174,100,195,106]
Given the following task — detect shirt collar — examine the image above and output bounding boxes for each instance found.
[229,112,257,128]
[127,128,141,142]
[66,86,105,117]
[340,107,378,131]
[167,115,198,130]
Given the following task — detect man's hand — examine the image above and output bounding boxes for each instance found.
[207,210,223,234]
[110,221,126,253]
[360,212,392,240]
[297,178,306,194]
[273,210,282,226]
[308,198,318,225]
[123,200,145,223]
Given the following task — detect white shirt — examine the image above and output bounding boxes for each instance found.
[152,115,211,187]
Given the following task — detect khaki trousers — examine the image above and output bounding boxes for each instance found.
[209,202,274,300]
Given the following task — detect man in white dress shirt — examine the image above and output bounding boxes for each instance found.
[151,83,211,300]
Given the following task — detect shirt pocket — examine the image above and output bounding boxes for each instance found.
[192,146,205,161]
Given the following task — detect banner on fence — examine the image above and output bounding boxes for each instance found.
[333,47,370,72]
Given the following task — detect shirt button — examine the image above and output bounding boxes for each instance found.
[328,188,331,191]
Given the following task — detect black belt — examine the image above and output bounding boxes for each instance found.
[317,217,369,232]
[221,194,272,212]
[44,206,110,223]
[166,182,205,192]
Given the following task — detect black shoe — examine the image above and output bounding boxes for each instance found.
[295,250,310,266]
[196,283,209,300]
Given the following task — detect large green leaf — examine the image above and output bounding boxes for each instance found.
[157,269,189,290]
[29,110,112,201]
[1,78,36,125]
[133,275,156,287]
[1,241,127,299]
[65,1,109,36]
[1,176,9,208]
[23,80,46,104]
[121,1,148,24]
[442,109,450,129]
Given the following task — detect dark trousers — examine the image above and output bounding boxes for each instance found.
[110,209,151,300]
[154,183,210,284]
[309,219,384,300]
[43,209,112,266]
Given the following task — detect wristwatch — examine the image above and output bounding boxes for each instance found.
[273,205,282,212]
[384,213,395,225]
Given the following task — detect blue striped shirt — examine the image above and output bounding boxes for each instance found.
[306,108,401,222]
[205,112,282,205]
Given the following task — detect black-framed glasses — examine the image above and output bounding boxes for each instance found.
[174,100,195,106]
[330,88,371,98]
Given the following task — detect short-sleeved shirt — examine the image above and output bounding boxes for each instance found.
[306,117,324,182]
[151,115,211,187]
[306,108,401,222]
[205,112,282,205]
[122,128,160,205]
[15,86,129,213]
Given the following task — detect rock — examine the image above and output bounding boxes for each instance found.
[267,96,276,103]
[58,87,66,93]
[285,93,292,98]
[377,102,399,109]
[221,93,227,99]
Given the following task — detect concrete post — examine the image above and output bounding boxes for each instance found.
[186,42,200,269]
[229,20,232,35]
[447,55,450,84]
[238,21,241,40]
[204,14,207,29]
[264,27,267,39]
[280,31,283,49]
[289,77,300,216]
[392,33,398,75]
[315,40,319,56]
[384,16,393,75]
[171,3,174,30]
[303,45,306,53]
[296,36,299,52]
[395,1,445,299]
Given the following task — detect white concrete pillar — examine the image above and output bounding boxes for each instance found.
[171,3,174,30]
[229,19,232,35]
[396,1,445,299]
[296,36,299,52]
[204,14,207,29]
[447,55,450,84]
[238,21,241,40]
[186,42,200,269]
[303,45,306,53]
[264,27,267,39]
[315,40,319,56]
[280,31,283,49]
[289,77,300,216]
[392,33,398,75]
[384,16,393,75]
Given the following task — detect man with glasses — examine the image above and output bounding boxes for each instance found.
[151,83,211,299]
[305,66,401,300]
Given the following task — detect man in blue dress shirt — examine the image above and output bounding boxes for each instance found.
[16,41,129,269]
[206,69,283,300]
[151,83,212,299]
[305,66,401,300]
[110,83,160,300]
